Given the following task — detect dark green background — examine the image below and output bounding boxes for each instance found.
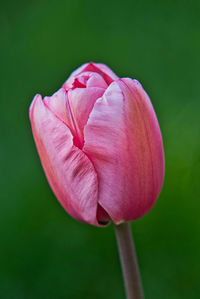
[1,0,200,298]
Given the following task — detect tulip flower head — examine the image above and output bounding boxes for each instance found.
[29,63,164,226]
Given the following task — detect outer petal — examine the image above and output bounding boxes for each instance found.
[63,62,118,89]
[29,95,99,225]
[83,79,164,223]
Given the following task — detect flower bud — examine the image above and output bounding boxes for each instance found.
[29,63,164,226]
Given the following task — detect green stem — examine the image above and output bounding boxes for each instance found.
[114,222,144,299]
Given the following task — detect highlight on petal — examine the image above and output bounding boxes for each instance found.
[83,79,164,223]
[29,94,100,225]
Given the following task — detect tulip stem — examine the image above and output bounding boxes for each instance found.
[114,222,144,299]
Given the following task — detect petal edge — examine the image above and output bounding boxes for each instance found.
[29,94,99,225]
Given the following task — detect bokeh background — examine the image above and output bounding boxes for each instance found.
[1,0,200,298]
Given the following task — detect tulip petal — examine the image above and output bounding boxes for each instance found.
[63,62,118,89]
[95,63,119,82]
[43,88,70,125]
[29,95,99,225]
[68,87,105,148]
[83,72,108,89]
[83,79,164,223]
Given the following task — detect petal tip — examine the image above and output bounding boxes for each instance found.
[29,94,42,120]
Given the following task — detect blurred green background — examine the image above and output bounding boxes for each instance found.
[1,0,200,298]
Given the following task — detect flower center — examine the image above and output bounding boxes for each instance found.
[71,76,89,89]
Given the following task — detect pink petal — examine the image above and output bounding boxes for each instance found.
[67,87,105,148]
[83,79,164,223]
[63,62,118,89]
[85,72,108,88]
[43,88,70,125]
[67,72,108,89]
[29,94,99,225]
[94,63,119,81]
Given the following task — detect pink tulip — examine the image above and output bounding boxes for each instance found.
[29,63,164,226]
